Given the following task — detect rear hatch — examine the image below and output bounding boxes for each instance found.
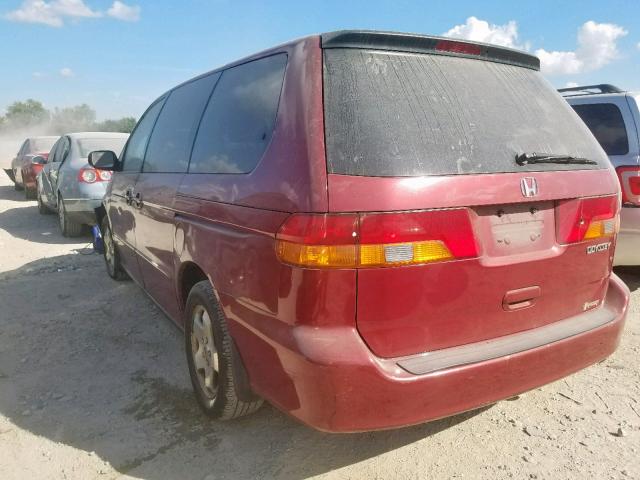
[321,32,620,358]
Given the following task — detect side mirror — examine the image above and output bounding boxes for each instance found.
[88,150,119,171]
[31,155,47,165]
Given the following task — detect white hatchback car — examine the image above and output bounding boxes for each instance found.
[562,84,640,266]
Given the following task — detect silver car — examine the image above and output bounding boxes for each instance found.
[37,132,129,237]
[562,84,640,266]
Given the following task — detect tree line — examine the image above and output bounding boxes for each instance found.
[0,99,136,134]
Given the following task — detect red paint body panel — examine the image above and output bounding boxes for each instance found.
[327,169,619,212]
[225,273,627,432]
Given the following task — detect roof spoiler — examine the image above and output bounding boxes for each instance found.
[321,30,540,71]
[558,84,625,96]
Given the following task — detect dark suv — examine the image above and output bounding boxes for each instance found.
[90,31,629,432]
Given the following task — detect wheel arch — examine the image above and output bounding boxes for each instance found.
[177,261,210,311]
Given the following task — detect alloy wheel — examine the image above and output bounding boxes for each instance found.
[191,305,219,402]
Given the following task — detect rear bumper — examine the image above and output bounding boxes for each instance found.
[21,165,42,191]
[263,273,629,432]
[63,198,102,225]
[614,206,640,266]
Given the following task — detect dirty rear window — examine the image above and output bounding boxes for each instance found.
[323,49,609,176]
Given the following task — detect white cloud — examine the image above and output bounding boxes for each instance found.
[4,0,141,26]
[107,1,140,22]
[565,82,579,88]
[443,16,525,50]
[535,21,627,75]
[59,67,74,77]
[443,17,627,76]
[4,0,100,26]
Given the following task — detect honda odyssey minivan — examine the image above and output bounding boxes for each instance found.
[89,31,629,432]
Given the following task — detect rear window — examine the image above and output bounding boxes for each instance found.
[29,137,56,153]
[323,49,609,177]
[571,103,629,156]
[77,137,128,158]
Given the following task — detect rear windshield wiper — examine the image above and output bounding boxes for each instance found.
[515,153,598,166]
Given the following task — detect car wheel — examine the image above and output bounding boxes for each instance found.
[101,216,129,281]
[25,186,36,200]
[36,185,50,215]
[185,281,263,419]
[58,197,83,237]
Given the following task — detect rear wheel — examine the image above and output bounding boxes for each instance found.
[36,184,50,214]
[185,281,263,419]
[58,197,83,237]
[101,216,128,281]
[25,186,36,200]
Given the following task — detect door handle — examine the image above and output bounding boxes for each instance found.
[502,286,541,311]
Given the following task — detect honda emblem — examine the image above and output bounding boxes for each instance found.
[520,177,538,198]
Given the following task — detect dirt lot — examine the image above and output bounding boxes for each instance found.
[0,172,638,480]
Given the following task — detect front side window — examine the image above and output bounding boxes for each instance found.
[572,103,630,156]
[121,98,165,172]
[143,73,220,173]
[189,54,287,174]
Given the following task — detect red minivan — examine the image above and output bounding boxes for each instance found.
[89,31,629,432]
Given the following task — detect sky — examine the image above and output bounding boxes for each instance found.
[1,0,639,120]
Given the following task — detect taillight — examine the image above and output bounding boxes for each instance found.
[435,39,483,56]
[78,168,111,183]
[79,169,97,183]
[556,195,619,244]
[275,209,479,269]
[98,170,112,181]
[616,166,640,206]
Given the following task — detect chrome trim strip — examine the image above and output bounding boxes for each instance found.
[396,307,615,375]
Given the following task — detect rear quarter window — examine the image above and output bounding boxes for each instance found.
[571,103,629,156]
[189,54,287,174]
[323,49,609,177]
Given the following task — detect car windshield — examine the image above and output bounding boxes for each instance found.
[77,137,128,158]
[323,49,609,176]
[30,137,57,153]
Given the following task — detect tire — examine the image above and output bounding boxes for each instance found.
[14,172,23,191]
[185,281,263,420]
[101,216,129,281]
[25,186,36,200]
[36,186,50,214]
[58,197,83,237]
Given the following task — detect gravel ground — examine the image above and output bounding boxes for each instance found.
[0,172,638,480]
